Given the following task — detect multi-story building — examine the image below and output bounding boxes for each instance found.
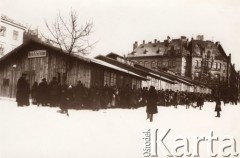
[128,35,239,99]
[128,36,190,77]
[0,14,26,57]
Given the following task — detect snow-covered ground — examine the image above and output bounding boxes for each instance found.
[0,98,240,158]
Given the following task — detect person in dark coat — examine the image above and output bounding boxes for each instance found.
[31,82,38,105]
[48,77,59,107]
[92,84,101,111]
[129,85,139,109]
[101,84,111,109]
[59,82,69,116]
[185,95,190,109]
[197,94,204,110]
[38,78,49,106]
[146,86,158,122]
[215,97,221,117]
[16,74,30,106]
[74,81,84,109]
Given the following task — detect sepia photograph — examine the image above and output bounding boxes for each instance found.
[0,0,240,157]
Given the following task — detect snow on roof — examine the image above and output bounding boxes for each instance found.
[91,59,147,80]
[149,72,176,84]
[176,78,194,86]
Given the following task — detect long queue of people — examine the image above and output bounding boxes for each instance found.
[16,74,240,122]
[16,74,237,118]
[17,74,211,108]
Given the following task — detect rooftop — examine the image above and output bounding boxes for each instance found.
[1,14,26,30]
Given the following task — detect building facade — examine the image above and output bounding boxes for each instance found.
[97,53,211,93]
[0,15,26,57]
[0,40,146,98]
[128,35,239,99]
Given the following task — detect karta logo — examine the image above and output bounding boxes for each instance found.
[142,129,239,157]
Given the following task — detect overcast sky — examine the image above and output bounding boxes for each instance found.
[1,0,240,69]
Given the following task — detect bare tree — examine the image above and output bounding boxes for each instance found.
[43,9,95,81]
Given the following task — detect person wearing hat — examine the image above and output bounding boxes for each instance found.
[215,97,222,117]
[38,78,49,106]
[48,77,60,107]
[146,86,158,122]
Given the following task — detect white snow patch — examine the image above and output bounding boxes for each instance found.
[0,100,239,158]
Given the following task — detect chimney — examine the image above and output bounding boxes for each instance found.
[157,40,160,43]
[143,40,145,44]
[133,41,138,50]
[228,54,231,62]
[154,39,157,43]
[148,41,152,44]
[144,48,148,54]
[196,35,204,41]
[181,36,186,39]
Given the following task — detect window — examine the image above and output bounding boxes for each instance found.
[144,61,150,68]
[222,64,226,72]
[183,61,187,68]
[168,60,172,67]
[157,61,162,68]
[213,62,217,69]
[194,60,198,67]
[0,26,6,36]
[172,60,176,67]
[110,72,116,86]
[199,60,202,67]
[104,71,116,86]
[104,71,110,86]
[0,44,4,55]
[207,51,211,59]
[3,78,9,86]
[151,61,156,68]
[168,60,176,68]
[13,30,19,40]
[151,77,158,88]
[132,79,141,89]
[208,62,212,68]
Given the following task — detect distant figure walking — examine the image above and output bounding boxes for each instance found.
[59,82,69,116]
[197,94,204,110]
[16,73,30,106]
[146,86,158,122]
[215,97,221,117]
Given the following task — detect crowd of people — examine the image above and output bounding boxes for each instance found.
[16,74,238,119]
